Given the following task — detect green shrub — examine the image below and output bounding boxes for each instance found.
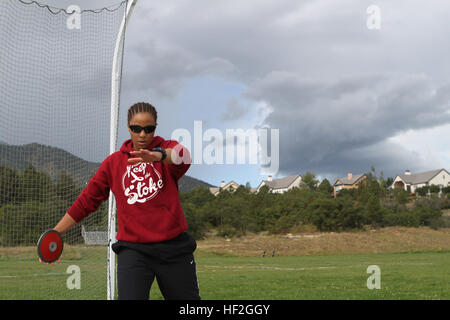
[0,200,68,246]
[429,185,441,194]
[307,197,363,232]
[182,202,209,240]
[415,186,429,197]
[382,211,420,227]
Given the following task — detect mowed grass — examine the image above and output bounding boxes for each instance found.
[1,246,449,300]
[150,250,450,300]
[0,246,108,300]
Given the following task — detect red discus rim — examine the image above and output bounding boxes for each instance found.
[37,230,63,263]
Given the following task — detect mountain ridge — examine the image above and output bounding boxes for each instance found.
[0,142,214,193]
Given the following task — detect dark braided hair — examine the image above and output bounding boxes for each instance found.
[127,102,158,125]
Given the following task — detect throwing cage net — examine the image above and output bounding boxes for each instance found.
[0,0,131,299]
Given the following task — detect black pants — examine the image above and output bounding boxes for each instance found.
[115,234,201,300]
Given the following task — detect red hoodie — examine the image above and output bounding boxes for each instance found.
[67,136,191,243]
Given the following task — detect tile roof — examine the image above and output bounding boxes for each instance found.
[397,169,446,184]
[209,187,220,194]
[262,175,301,189]
[334,173,366,186]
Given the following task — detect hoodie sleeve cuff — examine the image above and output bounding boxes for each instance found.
[166,141,191,180]
[66,201,86,223]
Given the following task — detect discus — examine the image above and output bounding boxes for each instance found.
[37,230,63,263]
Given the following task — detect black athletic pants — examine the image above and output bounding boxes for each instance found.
[115,234,201,300]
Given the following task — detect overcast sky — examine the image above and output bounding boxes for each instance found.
[3,0,450,187]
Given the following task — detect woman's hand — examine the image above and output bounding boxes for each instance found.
[128,149,163,164]
[39,258,60,265]
[38,213,75,265]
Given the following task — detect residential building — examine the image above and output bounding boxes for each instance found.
[256,175,302,194]
[209,180,240,196]
[209,175,303,196]
[333,173,367,197]
[391,168,450,193]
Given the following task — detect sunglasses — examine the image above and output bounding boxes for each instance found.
[129,124,156,134]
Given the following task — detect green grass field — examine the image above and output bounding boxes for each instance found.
[1,246,449,300]
[187,250,450,300]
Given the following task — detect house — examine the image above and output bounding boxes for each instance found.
[391,168,450,194]
[333,173,367,198]
[210,175,302,196]
[209,180,241,196]
[256,175,302,194]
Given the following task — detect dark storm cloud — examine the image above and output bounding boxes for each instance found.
[121,42,235,98]
[246,71,450,179]
[116,0,450,181]
[7,0,448,180]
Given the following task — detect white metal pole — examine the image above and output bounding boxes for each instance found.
[108,0,138,300]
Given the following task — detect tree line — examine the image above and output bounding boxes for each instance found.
[0,164,107,246]
[181,169,450,239]
[1,165,449,245]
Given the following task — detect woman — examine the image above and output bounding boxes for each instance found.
[50,102,200,300]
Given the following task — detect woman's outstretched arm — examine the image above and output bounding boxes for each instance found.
[53,212,77,235]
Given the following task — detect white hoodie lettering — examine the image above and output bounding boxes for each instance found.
[123,162,163,204]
